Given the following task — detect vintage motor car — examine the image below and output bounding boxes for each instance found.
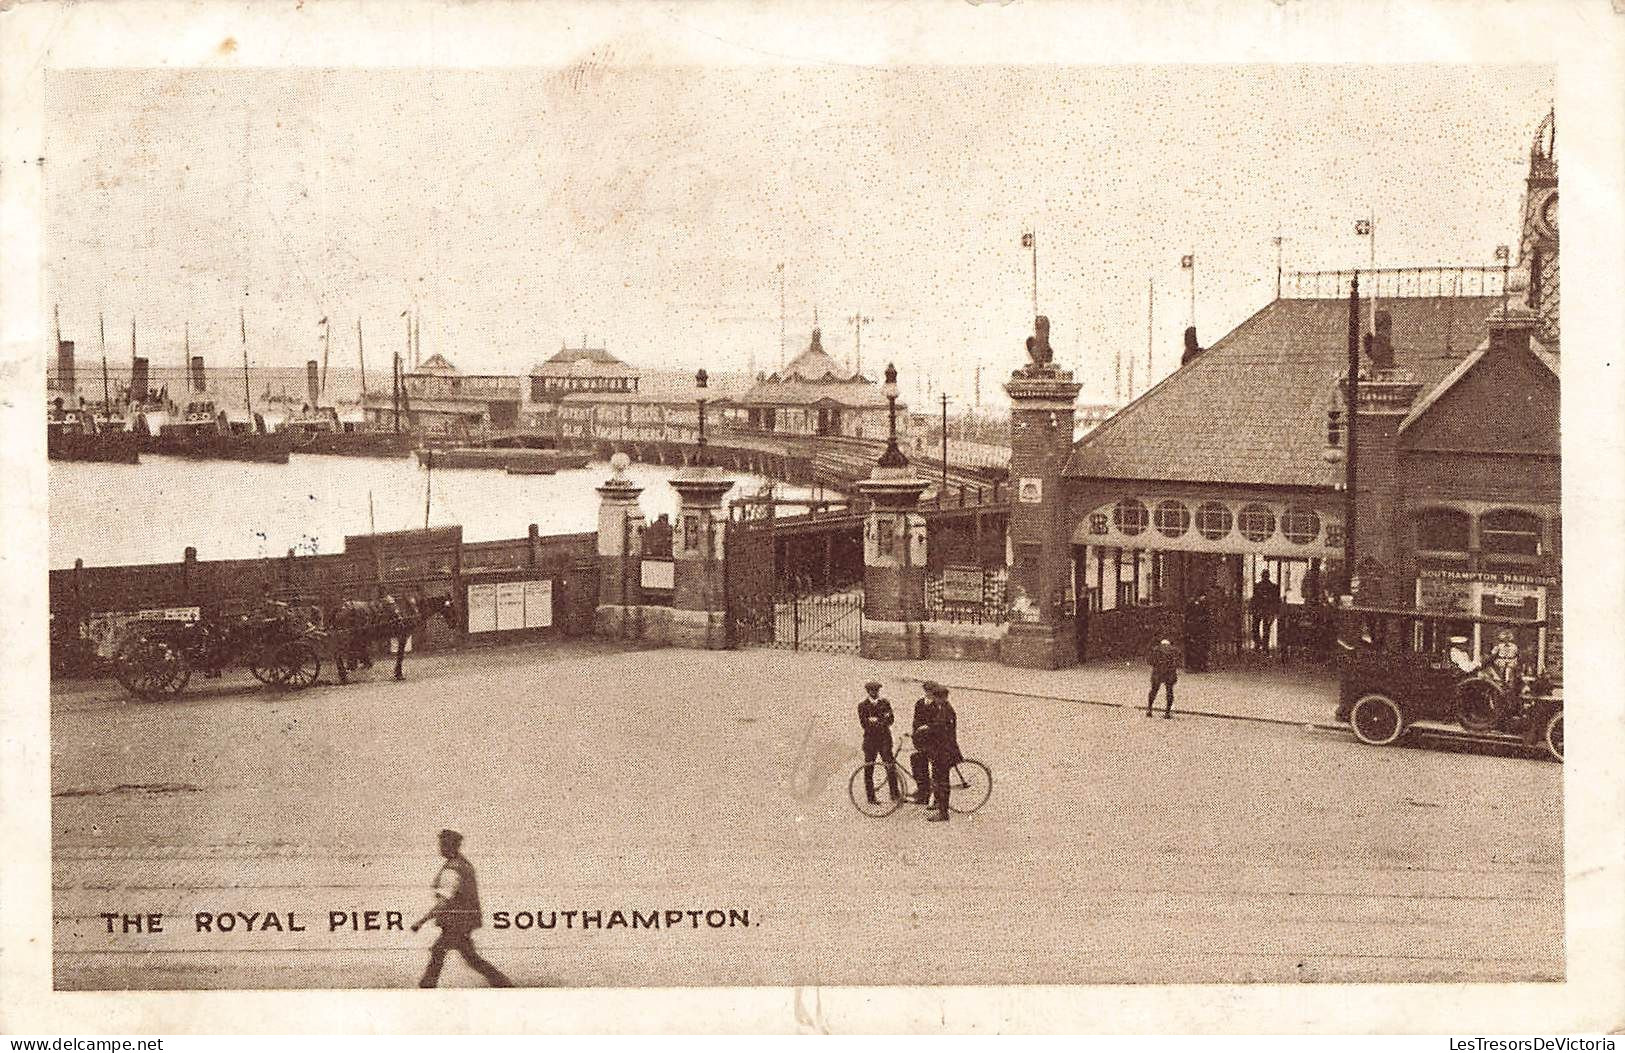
[1334,605,1561,762]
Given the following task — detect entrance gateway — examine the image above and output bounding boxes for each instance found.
[1072,494,1344,662]
[723,500,864,654]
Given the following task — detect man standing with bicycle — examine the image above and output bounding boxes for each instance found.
[858,679,900,806]
[912,681,962,823]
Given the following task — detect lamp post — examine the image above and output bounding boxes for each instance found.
[1344,272,1360,599]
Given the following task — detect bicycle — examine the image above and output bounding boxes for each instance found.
[848,733,992,818]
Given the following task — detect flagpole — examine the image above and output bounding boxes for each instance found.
[1187,251,1196,330]
[777,262,786,372]
[1030,230,1039,318]
[320,317,330,402]
[52,304,62,393]
[1367,210,1377,336]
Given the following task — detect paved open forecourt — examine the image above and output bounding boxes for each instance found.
[51,640,1564,989]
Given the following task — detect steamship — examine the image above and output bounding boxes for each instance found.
[46,398,141,464]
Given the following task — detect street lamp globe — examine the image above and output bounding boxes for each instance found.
[882,362,898,403]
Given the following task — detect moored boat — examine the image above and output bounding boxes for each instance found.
[141,400,292,463]
[46,400,141,464]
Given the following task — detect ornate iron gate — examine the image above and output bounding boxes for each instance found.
[771,586,864,653]
[723,507,776,648]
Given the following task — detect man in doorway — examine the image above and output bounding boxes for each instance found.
[857,679,900,805]
[1250,571,1282,653]
[411,829,513,988]
[1183,591,1212,672]
[1147,637,1180,719]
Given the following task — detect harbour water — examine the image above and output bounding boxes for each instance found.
[48,454,805,569]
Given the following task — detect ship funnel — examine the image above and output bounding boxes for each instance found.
[306,360,321,407]
[131,357,150,403]
[190,355,206,392]
[56,340,77,395]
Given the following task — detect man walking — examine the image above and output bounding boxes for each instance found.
[1147,637,1180,719]
[857,679,900,806]
[411,828,513,988]
[1250,571,1281,652]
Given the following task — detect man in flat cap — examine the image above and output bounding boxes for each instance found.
[857,679,900,806]
[411,828,512,988]
[911,682,963,822]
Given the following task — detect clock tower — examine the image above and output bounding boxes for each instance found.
[1515,108,1559,350]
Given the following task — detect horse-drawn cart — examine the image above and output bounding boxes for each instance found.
[112,604,327,701]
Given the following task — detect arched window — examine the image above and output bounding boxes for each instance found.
[1154,500,1191,538]
[1238,504,1277,542]
[1281,507,1322,545]
[1113,498,1149,537]
[1481,510,1543,557]
[1195,502,1233,540]
[1415,508,1471,553]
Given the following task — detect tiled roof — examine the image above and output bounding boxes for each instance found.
[415,353,459,375]
[1065,295,1508,489]
[540,346,629,367]
[774,327,852,383]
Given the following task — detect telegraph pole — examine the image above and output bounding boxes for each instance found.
[939,391,948,506]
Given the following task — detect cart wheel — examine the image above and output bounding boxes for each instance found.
[849,763,908,818]
[116,633,191,701]
[1454,677,1502,732]
[1349,693,1405,746]
[946,759,993,815]
[277,642,321,689]
[1542,709,1563,763]
[248,656,279,684]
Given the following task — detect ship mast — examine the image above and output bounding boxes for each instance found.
[99,313,110,410]
[356,318,368,398]
[240,306,253,420]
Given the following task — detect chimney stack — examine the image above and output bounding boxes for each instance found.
[1487,305,1538,357]
[190,355,206,393]
[56,340,77,395]
[131,357,150,403]
[1370,310,1394,370]
[306,360,321,408]
[1180,326,1202,367]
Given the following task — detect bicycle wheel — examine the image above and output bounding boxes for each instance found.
[849,762,909,818]
[946,758,992,814]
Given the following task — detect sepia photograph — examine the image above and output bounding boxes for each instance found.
[3,0,1624,1036]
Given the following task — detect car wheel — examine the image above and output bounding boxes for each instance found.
[1542,709,1563,763]
[1454,676,1502,732]
[1350,693,1405,746]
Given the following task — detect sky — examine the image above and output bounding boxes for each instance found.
[45,64,1553,409]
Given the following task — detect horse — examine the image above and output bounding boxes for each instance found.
[331,593,454,683]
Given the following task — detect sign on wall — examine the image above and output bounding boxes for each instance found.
[466,583,498,633]
[466,579,553,633]
[523,580,553,628]
[86,606,202,658]
[495,582,527,631]
[641,559,675,591]
[941,566,984,604]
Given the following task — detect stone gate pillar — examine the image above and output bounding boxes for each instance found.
[595,452,646,634]
[669,463,733,649]
[1003,316,1082,669]
[856,462,931,659]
